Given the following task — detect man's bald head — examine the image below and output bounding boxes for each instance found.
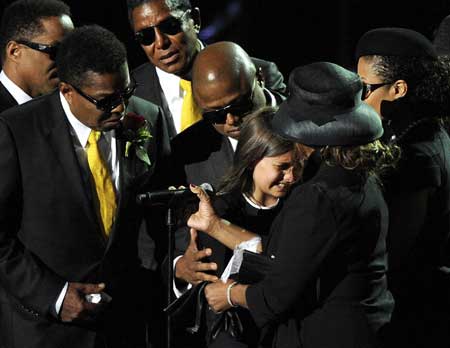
[192,41,267,139]
[192,41,257,104]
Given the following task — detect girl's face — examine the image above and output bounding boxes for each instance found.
[252,150,297,206]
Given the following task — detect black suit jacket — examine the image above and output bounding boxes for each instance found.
[0,80,18,113]
[132,57,287,139]
[0,92,161,348]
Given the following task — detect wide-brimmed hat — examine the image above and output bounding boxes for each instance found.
[271,62,383,146]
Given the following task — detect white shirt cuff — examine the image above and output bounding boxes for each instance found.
[221,236,262,282]
[173,255,192,298]
[55,282,68,315]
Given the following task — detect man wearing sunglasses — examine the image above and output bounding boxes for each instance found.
[127,0,286,139]
[167,43,285,347]
[0,0,74,113]
[0,25,163,348]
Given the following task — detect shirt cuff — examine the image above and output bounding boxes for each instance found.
[173,255,192,298]
[221,236,262,282]
[55,282,68,315]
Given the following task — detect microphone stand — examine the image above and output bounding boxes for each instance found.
[166,203,175,348]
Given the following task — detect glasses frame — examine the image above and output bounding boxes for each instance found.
[70,79,137,113]
[202,78,257,125]
[134,10,189,46]
[362,81,393,100]
[15,39,59,60]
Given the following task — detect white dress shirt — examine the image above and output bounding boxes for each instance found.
[0,70,32,105]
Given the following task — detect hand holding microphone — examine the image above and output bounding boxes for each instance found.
[136,182,214,204]
[187,184,221,234]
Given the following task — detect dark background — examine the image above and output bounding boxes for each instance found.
[1,0,450,78]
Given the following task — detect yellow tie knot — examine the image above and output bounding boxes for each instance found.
[180,79,202,131]
[179,78,192,93]
[88,130,101,145]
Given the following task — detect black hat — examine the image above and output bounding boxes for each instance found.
[355,27,437,59]
[433,15,450,55]
[271,62,383,147]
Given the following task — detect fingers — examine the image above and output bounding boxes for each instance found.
[195,272,219,283]
[189,184,209,202]
[76,282,105,294]
[193,260,217,272]
[187,228,198,250]
[192,247,212,261]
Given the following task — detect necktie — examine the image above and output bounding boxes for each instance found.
[180,79,202,131]
[86,130,117,236]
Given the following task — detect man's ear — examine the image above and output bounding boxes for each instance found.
[59,82,74,104]
[190,7,201,33]
[5,41,23,63]
[391,80,408,100]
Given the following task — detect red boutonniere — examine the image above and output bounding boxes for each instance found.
[119,112,152,166]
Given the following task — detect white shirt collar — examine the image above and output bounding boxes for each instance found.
[0,70,32,105]
[59,92,92,147]
[228,137,238,151]
[242,193,280,210]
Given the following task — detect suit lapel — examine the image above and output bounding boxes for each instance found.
[133,64,177,138]
[0,81,18,113]
[209,135,234,184]
[44,93,101,235]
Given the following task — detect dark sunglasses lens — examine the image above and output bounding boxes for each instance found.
[135,27,156,46]
[48,46,58,60]
[98,85,136,112]
[229,99,253,117]
[203,110,227,124]
[159,17,183,35]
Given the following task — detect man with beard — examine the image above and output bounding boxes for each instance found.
[0,0,74,112]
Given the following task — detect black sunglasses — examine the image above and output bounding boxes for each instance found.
[16,40,59,60]
[202,79,256,124]
[134,10,188,46]
[361,81,392,100]
[71,80,137,113]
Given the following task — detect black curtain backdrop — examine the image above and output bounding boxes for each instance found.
[1,0,450,78]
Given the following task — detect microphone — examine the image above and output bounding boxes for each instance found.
[136,183,214,204]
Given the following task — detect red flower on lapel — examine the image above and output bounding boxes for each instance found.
[119,112,152,167]
[122,112,146,131]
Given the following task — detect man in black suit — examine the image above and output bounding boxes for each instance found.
[126,0,286,139]
[171,41,286,300]
[0,25,162,348]
[0,0,74,112]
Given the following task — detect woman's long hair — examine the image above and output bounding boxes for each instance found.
[218,107,299,195]
[321,140,401,181]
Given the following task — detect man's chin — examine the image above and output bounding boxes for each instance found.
[99,120,121,131]
[155,60,187,77]
[226,129,241,139]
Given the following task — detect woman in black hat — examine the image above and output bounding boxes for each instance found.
[187,62,398,348]
[356,27,450,348]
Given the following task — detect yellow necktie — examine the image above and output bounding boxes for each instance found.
[86,130,117,236]
[180,79,202,131]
